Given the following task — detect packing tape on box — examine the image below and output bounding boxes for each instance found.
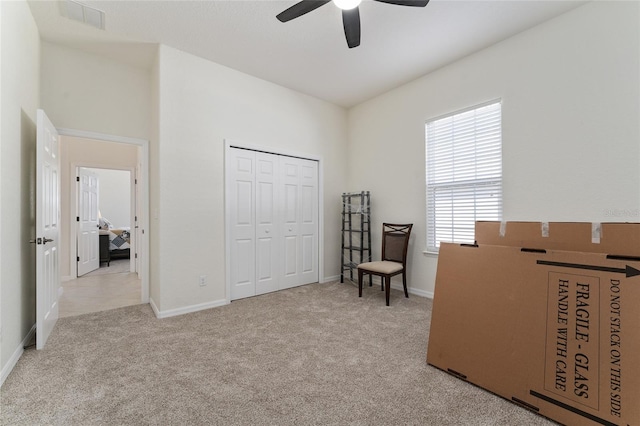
[591,222,601,244]
[541,222,549,237]
[499,220,507,237]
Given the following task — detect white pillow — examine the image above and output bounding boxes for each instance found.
[98,217,113,229]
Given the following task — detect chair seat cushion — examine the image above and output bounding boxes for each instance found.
[357,260,403,275]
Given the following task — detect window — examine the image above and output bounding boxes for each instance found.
[425,101,502,252]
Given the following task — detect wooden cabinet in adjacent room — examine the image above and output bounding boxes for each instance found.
[99,231,110,266]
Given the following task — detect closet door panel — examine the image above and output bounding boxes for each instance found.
[229,149,256,300]
[299,159,319,285]
[255,153,278,295]
[235,239,253,284]
[302,235,314,273]
[280,157,300,289]
[284,236,298,277]
[283,185,297,224]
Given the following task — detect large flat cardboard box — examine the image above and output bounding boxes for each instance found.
[427,222,640,426]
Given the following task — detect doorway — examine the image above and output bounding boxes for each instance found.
[77,167,134,277]
[56,130,149,317]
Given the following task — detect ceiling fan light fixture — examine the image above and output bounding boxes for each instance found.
[333,0,362,11]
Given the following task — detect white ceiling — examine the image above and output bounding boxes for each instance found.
[28,0,587,108]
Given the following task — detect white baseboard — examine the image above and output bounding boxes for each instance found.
[150,297,229,319]
[149,297,160,317]
[369,282,434,299]
[61,275,73,282]
[321,275,340,283]
[1,323,36,388]
[395,284,434,299]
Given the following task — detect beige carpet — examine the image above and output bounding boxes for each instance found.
[1,282,554,425]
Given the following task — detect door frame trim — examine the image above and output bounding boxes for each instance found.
[73,165,136,277]
[58,128,150,304]
[224,139,325,303]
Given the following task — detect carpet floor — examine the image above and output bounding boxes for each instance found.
[1,281,555,425]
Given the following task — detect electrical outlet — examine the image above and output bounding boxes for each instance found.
[199,275,207,287]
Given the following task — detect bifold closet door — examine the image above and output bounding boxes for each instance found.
[229,148,257,301]
[254,153,279,296]
[280,156,319,289]
[228,147,318,301]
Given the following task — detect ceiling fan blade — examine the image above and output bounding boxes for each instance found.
[373,0,429,6]
[276,0,332,22]
[342,7,361,48]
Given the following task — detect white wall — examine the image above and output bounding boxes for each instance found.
[0,0,40,384]
[92,168,131,229]
[149,50,161,308]
[153,45,348,314]
[347,1,640,297]
[40,41,151,140]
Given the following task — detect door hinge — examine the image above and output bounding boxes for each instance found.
[76,176,80,182]
[135,179,138,185]
[77,256,80,262]
[76,216,80,222]
[135,215,137,222]
[135,253,138,259]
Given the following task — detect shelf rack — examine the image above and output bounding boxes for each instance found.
[340,191,371,284]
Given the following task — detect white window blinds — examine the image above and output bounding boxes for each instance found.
[425,101,502,252]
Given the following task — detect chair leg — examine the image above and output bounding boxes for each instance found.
[369,274,373,287]
[402,271,409,298]
[385,276,391,306]
[358,268,363,297]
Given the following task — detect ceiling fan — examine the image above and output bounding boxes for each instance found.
[276,0,430,49]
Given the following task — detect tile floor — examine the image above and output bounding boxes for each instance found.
[59,259,142,318]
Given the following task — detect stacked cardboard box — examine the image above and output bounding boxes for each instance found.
[427,222,640,426]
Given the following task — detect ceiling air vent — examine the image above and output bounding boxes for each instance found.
[64,0,105,30]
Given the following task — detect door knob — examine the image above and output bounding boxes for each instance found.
[29,238,54,244]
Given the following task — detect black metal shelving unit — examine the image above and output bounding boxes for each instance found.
[340,191,371,283]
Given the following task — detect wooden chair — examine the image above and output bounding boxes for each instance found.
[357,223,413,306]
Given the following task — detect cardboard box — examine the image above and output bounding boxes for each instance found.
[427,222,640,426]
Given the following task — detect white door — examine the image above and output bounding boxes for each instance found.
[280,157,300,290]
[36,109,60,350]
[280,156,319,289]
[227,147,319,300]
[255,153,279,295]
[229,148,256,300]
[77,167,99,276]
[298,159,319,285]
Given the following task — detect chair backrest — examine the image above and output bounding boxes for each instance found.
[381,223,413,266]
